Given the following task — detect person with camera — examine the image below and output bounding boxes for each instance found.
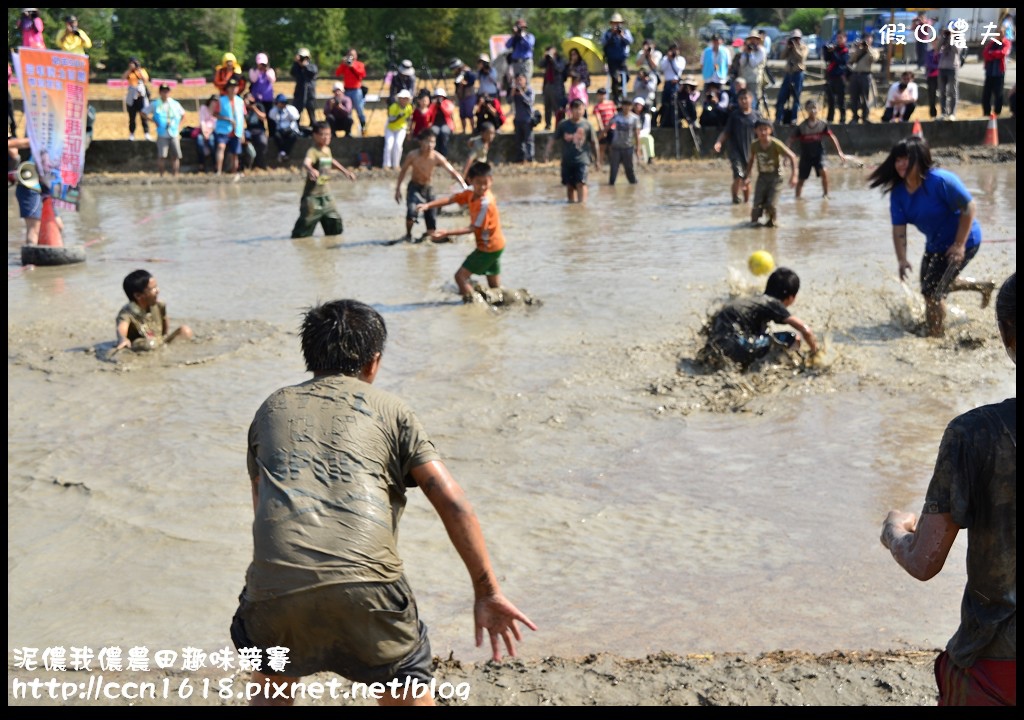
[510,72,537,163]
[55,15,91,55]
[848,33,880,124]
[775,29,808,126]
[334,48,367,136]
[657,43,686,128]
[822,33,850,124]
[474,92,505,134]
[730,33,767,113]
[699,79,729,128]
[389,59,417,106]
[451,58,478,134]
[324,82,354,138]
[427,87,457,158]
[635,39,663,89]
[122,57,153,141]
[505,18,536,84]
[290,48,319,127]
[563,48,591,113]
[601,12,634,104]
[881,70,919,123]
[17,8,45,49]
[539,46,566,130]
[476,54,500,99]
[248,53,277,135]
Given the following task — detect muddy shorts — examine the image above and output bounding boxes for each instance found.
[753,174,782,214]
[290,194,344,238]
[560,160,588,187]
[798,153,825,181]
[920,244,979,299]
[462,248,503,276]
[935,650,1016,706]
[711,330,796,368]
[729,154,748,180]
[230,576,433,684]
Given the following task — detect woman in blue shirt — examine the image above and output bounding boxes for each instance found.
[869,136,995,337]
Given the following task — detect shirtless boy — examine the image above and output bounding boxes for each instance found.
[395,130,468,243]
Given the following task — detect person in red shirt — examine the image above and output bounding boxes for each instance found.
[334,48,367,135]
[427,87,457,157]
[592,87,618,166]
[982,26,1013,117]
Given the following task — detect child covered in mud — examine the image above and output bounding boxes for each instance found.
[115,269,193,351]
[415,161,506,302]
[745,118,797,227]
[290,121,357,239]
[700,266,818,369]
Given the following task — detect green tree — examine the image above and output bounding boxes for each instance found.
[782,8,831,35]
[243,8,345,77]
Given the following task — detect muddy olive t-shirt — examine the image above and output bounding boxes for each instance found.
[244,374,441,601]
[301,146,334,199]
[922,398,1016,667]
[116,300,166,343]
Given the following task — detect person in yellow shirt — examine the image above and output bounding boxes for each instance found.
[383,89,413,169]
[55,15,91,55]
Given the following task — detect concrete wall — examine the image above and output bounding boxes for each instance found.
[77,116,1016,174]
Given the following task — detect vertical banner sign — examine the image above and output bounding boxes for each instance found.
[11,48,89,211]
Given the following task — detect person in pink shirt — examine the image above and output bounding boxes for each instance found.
[18,8,46,49]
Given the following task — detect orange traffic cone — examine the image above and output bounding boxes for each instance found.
[38,196,63,247]
[983,113,999,146]
[911,120,923,137]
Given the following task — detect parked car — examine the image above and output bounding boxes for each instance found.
[730,24,753,48]
[770,31,818,61]
[699,19,730,42]
[804,34,820,60]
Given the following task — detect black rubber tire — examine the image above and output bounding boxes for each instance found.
[21,244,87,266]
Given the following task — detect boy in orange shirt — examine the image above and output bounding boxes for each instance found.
[415,161,506,302]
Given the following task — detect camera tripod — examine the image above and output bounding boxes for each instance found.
[366,33,400,131]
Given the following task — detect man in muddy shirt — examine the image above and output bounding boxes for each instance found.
[231,299,535,706]
[881,272,1016,706]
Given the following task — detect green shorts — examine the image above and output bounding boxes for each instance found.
[230,575,433,683]
[462,248,503,276]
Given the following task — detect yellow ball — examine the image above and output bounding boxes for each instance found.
[748,250,775,276]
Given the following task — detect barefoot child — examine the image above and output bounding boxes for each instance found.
[395,130,468,242]
[415,161,506,302]
[745,118,797,227]
[787,100,849,199]
[290,121,357,238]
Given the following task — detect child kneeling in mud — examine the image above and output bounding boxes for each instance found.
[700,267,818,369]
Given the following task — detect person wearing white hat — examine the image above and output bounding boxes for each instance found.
[428,86,456,157]
[383,89,414,169]
[290,48,319,126]
[476,54,500,98]
[388,59,417,105]
[632,96,656,164]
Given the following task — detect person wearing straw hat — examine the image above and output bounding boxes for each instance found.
[601,12,634,103]
[731,32,767,112]
[775,29,808,126]
[677,75,702,127]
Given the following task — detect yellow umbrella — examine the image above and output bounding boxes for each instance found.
[562,36,605,74]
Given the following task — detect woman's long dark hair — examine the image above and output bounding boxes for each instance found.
[867,136,933,194]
